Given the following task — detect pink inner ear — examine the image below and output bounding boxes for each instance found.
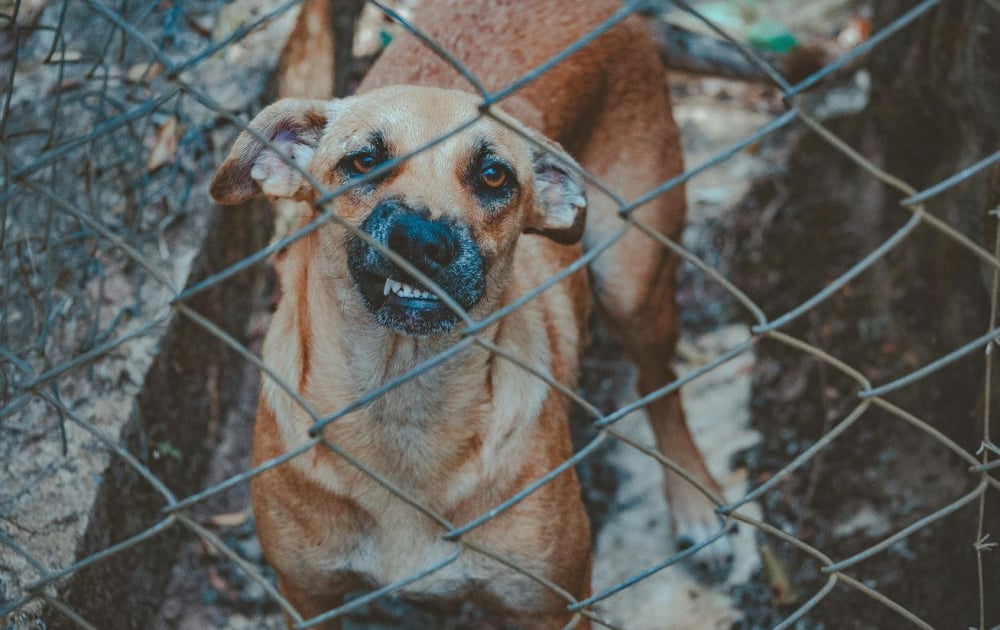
[274,128,299,145]
[539,174,565,208]
[536,165,585,215]
[249,135,317,199]
[211,98,330,204]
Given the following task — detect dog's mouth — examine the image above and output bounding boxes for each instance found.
[359,273,444,311]
[352,270,473,337]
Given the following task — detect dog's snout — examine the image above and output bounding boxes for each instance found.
[387,213,458,274]
[349,197,485,335]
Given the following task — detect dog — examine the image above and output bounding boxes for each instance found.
[210,1,730,626]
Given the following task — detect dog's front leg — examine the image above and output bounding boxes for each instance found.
[276,573,348,630]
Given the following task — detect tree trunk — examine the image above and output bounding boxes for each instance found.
[736,1,1000,627]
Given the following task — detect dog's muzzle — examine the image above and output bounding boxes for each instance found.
[347,200,486,336]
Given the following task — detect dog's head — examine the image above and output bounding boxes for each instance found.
[210,86,586,336]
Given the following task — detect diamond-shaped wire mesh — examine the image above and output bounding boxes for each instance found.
[1,0,997,628]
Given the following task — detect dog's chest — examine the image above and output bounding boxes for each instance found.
[335,503,544,607]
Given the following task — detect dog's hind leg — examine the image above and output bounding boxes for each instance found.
[576,65,733,580]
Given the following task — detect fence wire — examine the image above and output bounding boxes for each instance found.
[1,0,998,628]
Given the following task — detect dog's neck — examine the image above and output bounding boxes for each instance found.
[261,234,549,482]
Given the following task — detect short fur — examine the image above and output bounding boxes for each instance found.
[211,2,729,627]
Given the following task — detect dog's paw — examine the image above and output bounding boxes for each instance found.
[673,505,735,584]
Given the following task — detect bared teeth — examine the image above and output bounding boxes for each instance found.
[381,278,436,300]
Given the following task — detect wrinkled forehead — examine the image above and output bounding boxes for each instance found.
[324,86,528,160]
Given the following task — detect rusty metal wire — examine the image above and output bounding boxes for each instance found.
[1,0,997,628]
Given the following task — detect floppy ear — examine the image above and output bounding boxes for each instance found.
[523,136,587,245]
[210,98,330,205]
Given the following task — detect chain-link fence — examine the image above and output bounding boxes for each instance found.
[2,0,998,628]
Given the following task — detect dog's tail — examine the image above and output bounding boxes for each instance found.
[276,0,336,99]
[650,20,826,85]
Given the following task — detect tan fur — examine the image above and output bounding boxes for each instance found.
[276,0,335,100]
[212,2,728,627]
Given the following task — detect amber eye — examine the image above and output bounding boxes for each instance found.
[352,153,378,174]
[480,164,508,189]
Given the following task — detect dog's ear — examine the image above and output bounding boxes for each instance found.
[524,138,587,245]
[210,98,330,205]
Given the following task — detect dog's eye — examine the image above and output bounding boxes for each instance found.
[479,164,508,189]
[351,153,379,174]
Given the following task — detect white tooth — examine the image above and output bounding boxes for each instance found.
[386,279,439,299]
[572,194,586,208]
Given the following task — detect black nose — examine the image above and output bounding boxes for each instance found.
[387,211,458,275]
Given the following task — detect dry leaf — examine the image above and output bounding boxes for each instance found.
[186,14,214,38]
[761,544,799,605]
[212,4,251,44]
[198,535,218,558]
[125,61,164,83]
[205,510,250,528]
[838,16,872,48]
[47,78,83,96]
[775,370,809,402]
[5,0,49,27]
[147,117,179,173]
[47,50,82,63]
[208,566,231,595]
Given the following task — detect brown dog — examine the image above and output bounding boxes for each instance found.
[210,1,729,626]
